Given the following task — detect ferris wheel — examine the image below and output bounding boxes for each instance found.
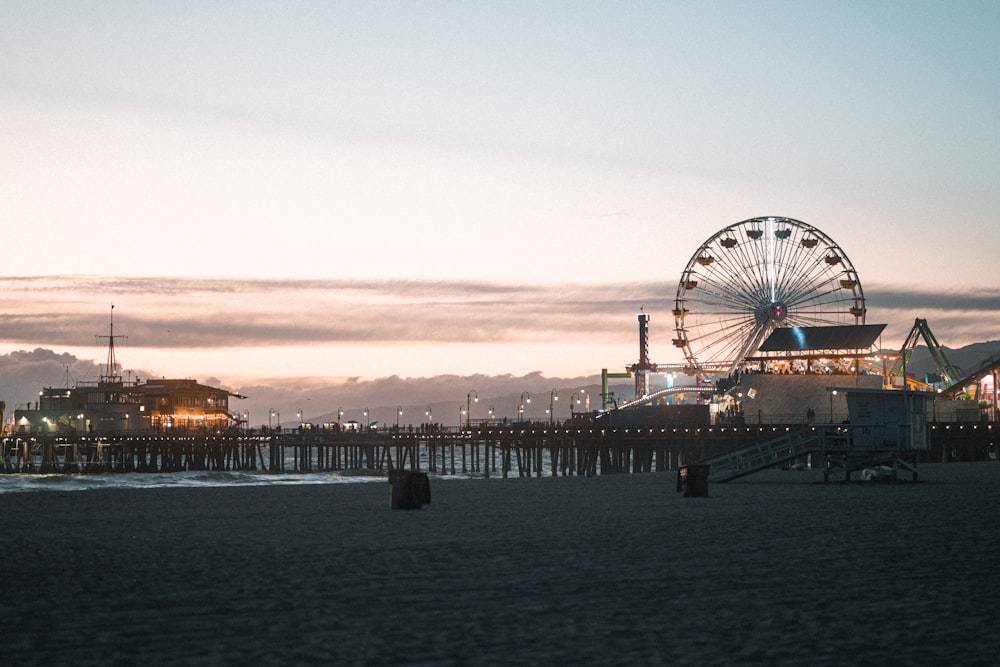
[672,216,866,380]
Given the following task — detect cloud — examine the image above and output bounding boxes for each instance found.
[865,283,1000,347]
[2,275,995,364]
[867,284,1000,313]
[0,348,106,411]
[2,274,997,420]
[0,275,666,349]
[2,275,998,426]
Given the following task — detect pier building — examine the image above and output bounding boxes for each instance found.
[11,307,243,436]
[13,377,242,436]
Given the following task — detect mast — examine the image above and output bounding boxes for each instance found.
[97,304,127,384]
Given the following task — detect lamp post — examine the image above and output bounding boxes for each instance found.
[396,406,403,430]
[830,390,837,422]
[488,405,495,423]
[460,405,466,429]
[466,390,478,429]
[243,409,250,433]
[269,409,275,430]
[549,389,558,426]
[297,408,303,429]
[337,407,343,425]
[426,406,433,424]
[364,407,370,431]
[571,392,581,419]
[519,392,530,422]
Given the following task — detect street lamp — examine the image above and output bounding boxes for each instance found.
[396,406,403,430]
[549,389,559,425]
[830,390,838,422]
[364,407,370,431]
[426,406,433,423]
[243,409,250,433]
[488,405,495,422]
[269,409,275,430]
[337,407,343,424]
[460,405,466,429]
[519,392,530,422]
[466,390,478,429]
[297,408,303,428]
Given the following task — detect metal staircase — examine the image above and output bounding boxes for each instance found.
[702,427,824,482]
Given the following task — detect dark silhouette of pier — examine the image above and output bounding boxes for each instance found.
[3,422,993,476]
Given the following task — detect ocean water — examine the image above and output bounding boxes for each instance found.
[0,446,562,493]
[0,469,391,494]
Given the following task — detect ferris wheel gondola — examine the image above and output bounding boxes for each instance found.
[673,216,866,380]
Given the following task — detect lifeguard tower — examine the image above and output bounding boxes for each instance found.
[703,386,933,483]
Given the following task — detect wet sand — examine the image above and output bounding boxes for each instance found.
[3,463,999,665]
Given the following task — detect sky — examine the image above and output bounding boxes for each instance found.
[2,1,999,421]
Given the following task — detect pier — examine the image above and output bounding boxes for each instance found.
[2,422,994,476]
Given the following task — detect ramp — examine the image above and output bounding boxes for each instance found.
[702,428,823,482]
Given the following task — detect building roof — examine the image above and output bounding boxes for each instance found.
[758,324,886,353]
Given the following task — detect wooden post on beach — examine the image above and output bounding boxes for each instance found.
[677,464,709,497]
[389,470,430,510]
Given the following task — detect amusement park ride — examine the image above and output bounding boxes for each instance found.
[671,216,866,380]
[602,215,1000,480]
[606,216,872,409]
[888,318,959,390]
[608,216,995,406]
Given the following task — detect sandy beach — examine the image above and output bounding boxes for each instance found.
[3,463,999,666]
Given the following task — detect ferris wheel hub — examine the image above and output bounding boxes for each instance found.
[762,302,788,323]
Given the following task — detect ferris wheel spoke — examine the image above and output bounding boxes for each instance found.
[681,275,756,314]
[698,252,762,297]
[786,280,854,313]
[729,320,774,375]
[780,251,832,295]
[783,260,850,310]
[682,312,756,351]
[711,242,768,302]
[783,280,838,313]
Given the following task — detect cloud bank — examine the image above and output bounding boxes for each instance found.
[1,275,997,426]
[1,276,996,352]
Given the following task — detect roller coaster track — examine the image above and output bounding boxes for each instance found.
[614,386,706,411]
[939,353,1000,399]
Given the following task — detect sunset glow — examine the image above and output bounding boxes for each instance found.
[2,2,999,420]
